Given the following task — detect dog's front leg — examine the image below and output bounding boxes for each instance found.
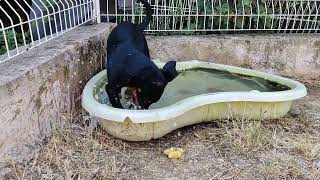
[106,84,123,109]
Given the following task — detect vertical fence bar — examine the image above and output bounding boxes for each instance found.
[255,0,258,30]
[0,20,10,59]
[131,0,134,23]
[22,0,42,43]
[234,0,237,30]
[5,0,27,47]
[45,0,59,36]
[156,0,159,30]
[33,0,49,40]
[53,0,64,34]
[310,1,318,33]
[263,0,267,30]
[0,5,19,54]
[241,0,245,29]
[218,0,222,30]
[304,0,312,33]
[64,0,73,28]
[14,0,35,47]
[38,0,54,37]
[115,0,118,23]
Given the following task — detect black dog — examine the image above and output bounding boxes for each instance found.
[105,0,178,109]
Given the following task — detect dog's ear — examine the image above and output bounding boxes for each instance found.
[162,61,178,82]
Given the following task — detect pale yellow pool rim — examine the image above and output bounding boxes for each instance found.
[81,60,307,141]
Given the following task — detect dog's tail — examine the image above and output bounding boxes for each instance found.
[136,0,153,31]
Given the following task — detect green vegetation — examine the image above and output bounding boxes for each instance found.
[125,0,310,35]
[0,29,31,55]
[125,0,275,35]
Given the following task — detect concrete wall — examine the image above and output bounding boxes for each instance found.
[147,35,320,79]
[0,23,114,165]
[0,23,319,169]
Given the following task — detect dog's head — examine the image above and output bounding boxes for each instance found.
[129,61,178,109]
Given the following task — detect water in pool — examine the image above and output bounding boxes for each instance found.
[95,68,289,109]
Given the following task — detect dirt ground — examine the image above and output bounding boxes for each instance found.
[2,79,320,180]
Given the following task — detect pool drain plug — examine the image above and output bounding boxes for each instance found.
[163,148,184,159]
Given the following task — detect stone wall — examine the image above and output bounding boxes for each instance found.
[147,35,320,79]
[0,23,114,164]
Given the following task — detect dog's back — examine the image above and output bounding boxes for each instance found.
[106,0,152,59]
[107,22,150,60]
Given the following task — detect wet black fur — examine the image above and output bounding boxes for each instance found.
[105,0,178,109]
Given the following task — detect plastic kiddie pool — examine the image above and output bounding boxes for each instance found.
[81,60,307,141]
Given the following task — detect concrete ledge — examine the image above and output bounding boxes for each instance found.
[0,23,114,163]
[147,35,320,79]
